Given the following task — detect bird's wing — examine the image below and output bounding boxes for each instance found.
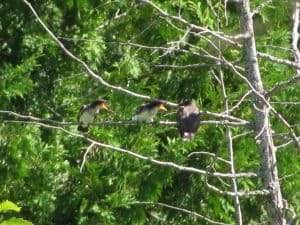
[177,107,188,136]
[134,104,146,115]
[93,108,99,121]
[177,105,201,137]
[77,104,87,122]
[189,113,201,132]
[186,105,201,132]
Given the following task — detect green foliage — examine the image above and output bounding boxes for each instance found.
[0,57,36,101]
[0,0,299,224]
[0,201,20,213]
[0,218,33,225]
[0,201,33,225]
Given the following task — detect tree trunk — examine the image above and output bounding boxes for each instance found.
[238,1,286,224]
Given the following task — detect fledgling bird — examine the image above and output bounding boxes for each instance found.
[132,101,167,123]
[177,99,200,141]
[77,99,108,132]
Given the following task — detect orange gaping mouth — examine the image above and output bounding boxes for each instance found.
[159,104,167,111]
[99,102,108,110]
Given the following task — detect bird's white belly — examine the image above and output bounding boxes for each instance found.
[132,108,159,122]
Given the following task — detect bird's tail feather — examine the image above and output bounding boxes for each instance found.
[182,132,195,141]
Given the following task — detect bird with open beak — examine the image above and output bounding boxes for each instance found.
[77,99,108,132]
[177,99,200,141]
[132,101,167,123]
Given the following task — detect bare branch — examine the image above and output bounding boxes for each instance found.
[257,44,293,53]
[57,35,300,83]
[279,170,300,181]
[96,3,139,31]
[251,0,273,17]
[0,110,71,126]
[139,0,240,46]
[270,101,300,105]
[291,2,300,65]
[188,151,231,164]
[2,119,259,179]
[97,11,127,30]
[134,201,230,225]
[265,74,300,97]
[269,107,300,149]
[218,68,243,224]
[153,62,214,69]
[22,0,177,107]
[257,52,300,71]
[221,54,300,148]
[204,177,270,197]
[285,201,297,225]
[221,90,252,114]
[58,37,233,69]
[80,142,96,173]
[0,110,251,128]
[200,110,249,124]
[141,0,300,75]
[239,1,286,223]
[276,138,298,150]
[232,131,253,140]
[224,0,229,25]
[266,2,300,98]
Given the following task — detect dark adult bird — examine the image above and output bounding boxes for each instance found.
[177,99,200,141]
[132,101,167,122]
[77,100,108,132]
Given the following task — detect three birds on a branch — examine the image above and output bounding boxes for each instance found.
[77,99,200,141]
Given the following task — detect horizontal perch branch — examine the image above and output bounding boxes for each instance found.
[1,118,259,179]
[0,110,251,128]
[132,201,230,225]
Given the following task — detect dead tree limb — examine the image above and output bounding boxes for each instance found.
[238,1,286,224]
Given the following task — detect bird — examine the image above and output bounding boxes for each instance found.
[77,99,108,132]
[176,99,200,141]
[132,101,167,123]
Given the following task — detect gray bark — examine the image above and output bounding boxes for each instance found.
[220,71,243,225]
[238,1,286,224]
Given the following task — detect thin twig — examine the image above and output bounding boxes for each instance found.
[251,0,273,16]
[97,9,130,30]
[133,201,230,225]
[279,170,300,181]
[142,0,300,74]
[205,178,270,197]
[80,142,96,173]
[0,110,251,128]
[232,131,253,140]
[270,101,300,105]
[218,67,243,224]
[22,0,177,107]
[221,90,252,114]
[188,151,231,164]
[266,2,300,98]
[221,54,300,148]
[257,52,300,71]
[139,0,240,46]
[265,74,300,97]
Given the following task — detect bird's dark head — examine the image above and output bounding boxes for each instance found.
[151,101,167,111]
[179,99,195,107]
[91,99,108,110]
